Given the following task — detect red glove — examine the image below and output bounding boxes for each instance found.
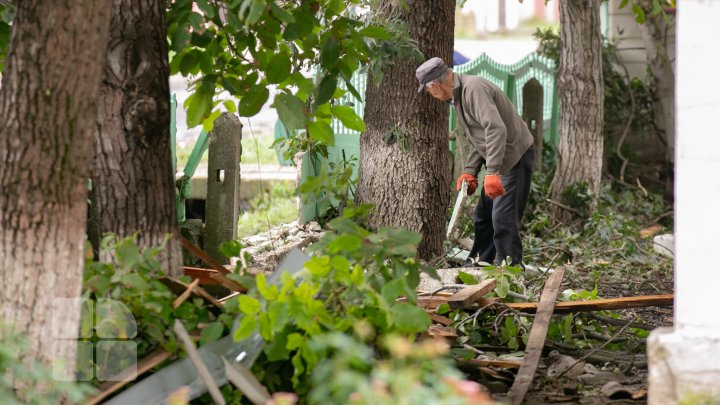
[456,173,478,196]
[484,174,506,199]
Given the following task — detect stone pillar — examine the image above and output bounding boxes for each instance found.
[205,113,242,264]
[648,3,720,404]
[522,78,544,170]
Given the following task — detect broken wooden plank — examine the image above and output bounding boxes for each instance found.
[426,325,458,337]
[413,296,450,309]
[86,349,172,405]
[173,278,200,309]
[447,180,468,239]
[173,319,226,405]
[183,266,222,285]
[209,272,248,293]
[161,277,224,310]
[180,236,229,274]
[428,312,454,326]
[505,294,673,314]
[448,279,497,309]
[223,357,271,405]
[507,266,566,405]
[459,357,523,370]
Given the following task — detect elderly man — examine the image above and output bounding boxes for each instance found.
[416,57,535,267]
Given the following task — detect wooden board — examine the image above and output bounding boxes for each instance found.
[183,266,221,285]
[180,237,229,274]
[505,294,673,314]
[86,349,172,405]
[507,266,566,405]
[459,357,523,370]
[448,279,497,309]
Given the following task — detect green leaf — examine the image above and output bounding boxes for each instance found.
[200,322,224,345]
[391,303,431,333]
[632,4,646,23]
[256,273,279,300]
[436,303,451,315]
[307,120,335,146]
[185,89,213,127]
[219,240,243,258]
[619,0,629,8]
[350,265,364,286]
[266,52,291,84]
[115,238,142,269]
[121,273,149,291]
[274,93,307,129]
[238,295,261,315]
[315,75,338,106]
[458,271,479,285]
[327,234,362,254]
[234,315,256,340]
[238,85,269,117]
[359,26,389,39]
[381,278,406,303]
[268,301,290,333]
[331,105,365,132]
[320,37,340,69]
[495,276,510,298]
[269,3,295,23]
[286,332,304,350]
[246,0,266,26]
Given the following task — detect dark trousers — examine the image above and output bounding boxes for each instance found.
[469,145,535,266]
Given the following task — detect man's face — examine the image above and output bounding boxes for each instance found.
[425,78,452,101]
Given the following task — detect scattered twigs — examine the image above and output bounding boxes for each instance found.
[588,313,655,331]
[556,318,635,379]
[546,198,582,217]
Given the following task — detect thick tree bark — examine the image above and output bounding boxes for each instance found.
[549,0,604,220]
[358,0,454,260]
[0,0,111,376]
[89,0,182,275]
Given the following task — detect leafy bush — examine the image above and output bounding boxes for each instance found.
[0,328,94,404]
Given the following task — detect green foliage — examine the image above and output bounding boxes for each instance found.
[0,328,94,404]
[619,0,675,24]
[308,334,487,404]
[231,218,444,395]
[82,234,234,384]
[299,155,365,224]
[166,0,416,148]
[0,4,11,72]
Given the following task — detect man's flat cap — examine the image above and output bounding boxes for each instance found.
[415,57,449,93]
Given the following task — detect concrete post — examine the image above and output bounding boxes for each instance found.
[205,113,242,264]
[648,3,720,404]
[522,78,544,170]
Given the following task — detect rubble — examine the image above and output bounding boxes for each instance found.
[237,221,324,274]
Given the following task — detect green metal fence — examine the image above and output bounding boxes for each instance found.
[450,52,558,145]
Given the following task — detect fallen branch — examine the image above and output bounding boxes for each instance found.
[588,313,655,331]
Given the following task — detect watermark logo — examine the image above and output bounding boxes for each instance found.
[52,298,138,382]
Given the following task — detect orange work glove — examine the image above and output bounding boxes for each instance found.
[456,173,478,196]
[484,174,506,199]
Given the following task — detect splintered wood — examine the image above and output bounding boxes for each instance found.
[448,279,497,309]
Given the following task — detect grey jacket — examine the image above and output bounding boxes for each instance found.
[452,73,533,175]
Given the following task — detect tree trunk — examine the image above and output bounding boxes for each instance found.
[0,0,111,376]
[358,0,454,260]
[89,0,182,275]
[638,9,675,163]
[548,0,604,221]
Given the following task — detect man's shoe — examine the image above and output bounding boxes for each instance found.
[462,258,475,268]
